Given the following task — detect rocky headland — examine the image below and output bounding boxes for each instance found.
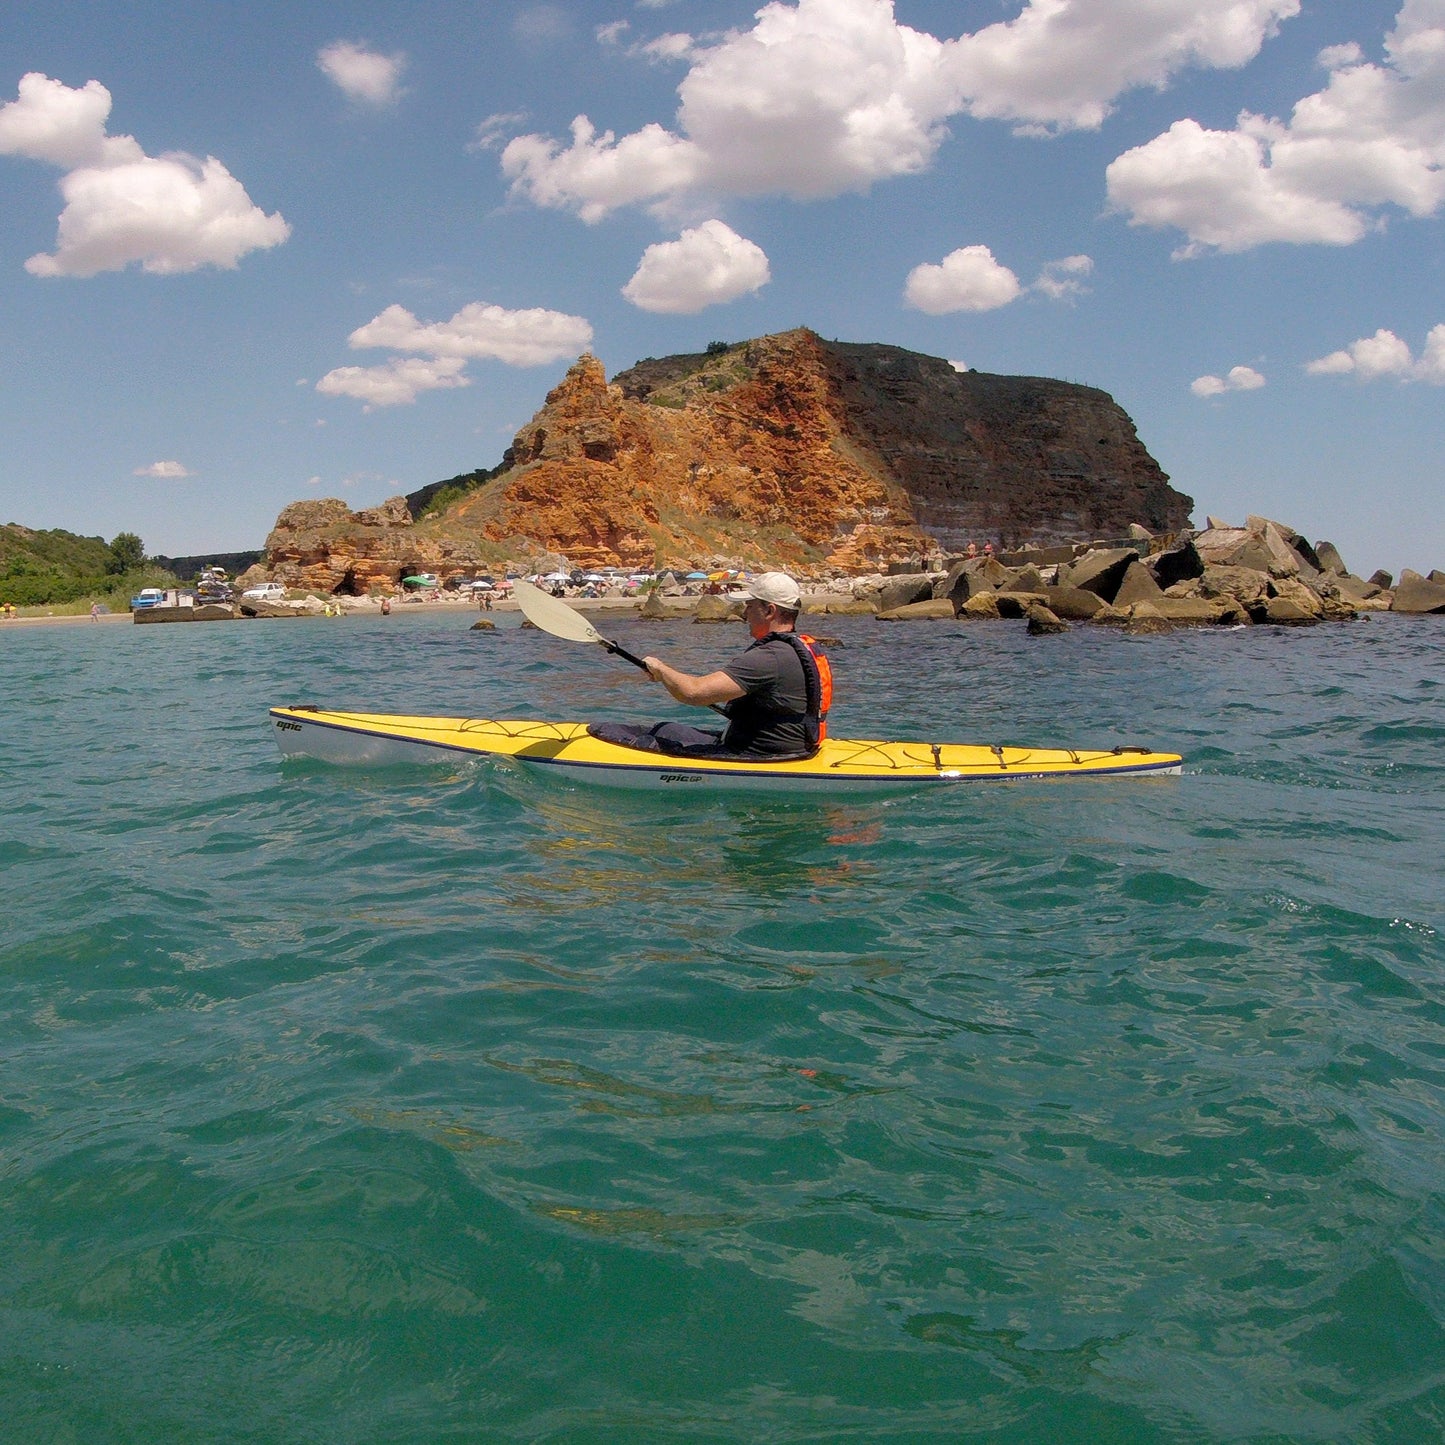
[245,328,1191,592]
[236,327,1442,626]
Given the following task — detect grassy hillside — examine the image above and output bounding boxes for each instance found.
[0,524,175,607]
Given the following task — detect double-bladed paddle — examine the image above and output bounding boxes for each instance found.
[512,579,650,671]
[512,579,729,717]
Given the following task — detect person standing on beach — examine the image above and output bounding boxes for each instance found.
[590,572,832,759]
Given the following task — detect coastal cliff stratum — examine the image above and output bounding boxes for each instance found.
[258,328,1191,590]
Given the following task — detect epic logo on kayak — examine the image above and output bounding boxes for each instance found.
[275,720,303,732]
[659,772,705,783]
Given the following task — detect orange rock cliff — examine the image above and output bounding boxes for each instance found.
[254,328,1191,591]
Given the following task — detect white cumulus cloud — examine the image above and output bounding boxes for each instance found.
[316,356,471,409]
[948,0,1299,134]
[317,301,594,408]
[502,116,702,223]
[904,245,1021,314]
[317,42,406,106]
[622,220,770,312]
[0,72,133,168]
[1107,2,1445,254]
[1032,253,1094,298]
[502,0,1303,221]
[472,112,529,152]
[1418,325,1445,382]
[634,33,699,65]
[1306,325,1445,382]
[347,302,594,366]
[133,460,194,479]
[0,73,289,277]
[1191,364,1267,396]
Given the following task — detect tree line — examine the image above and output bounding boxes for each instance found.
[0,526,173,607]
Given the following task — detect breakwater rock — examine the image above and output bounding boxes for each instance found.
[851,514,1442,629]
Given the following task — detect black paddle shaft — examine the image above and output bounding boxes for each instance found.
[601,637,649,671]
[601,637,728,719]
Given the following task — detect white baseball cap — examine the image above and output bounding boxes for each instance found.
[746,571,802,609]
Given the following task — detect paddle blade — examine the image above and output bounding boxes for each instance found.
[513,580,605,644]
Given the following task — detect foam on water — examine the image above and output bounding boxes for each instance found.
[1,611,1441,1440]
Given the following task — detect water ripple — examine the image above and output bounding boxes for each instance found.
[1,611,1441,1440]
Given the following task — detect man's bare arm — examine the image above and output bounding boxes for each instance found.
[643,658,746,707]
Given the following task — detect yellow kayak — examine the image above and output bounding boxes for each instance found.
[270,707,1182,791]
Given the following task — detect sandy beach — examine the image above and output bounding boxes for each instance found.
[0,592,761,628]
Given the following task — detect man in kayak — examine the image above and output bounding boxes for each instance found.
[589,571,832,760]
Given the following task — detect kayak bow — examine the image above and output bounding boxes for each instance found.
[269,707,1182,791]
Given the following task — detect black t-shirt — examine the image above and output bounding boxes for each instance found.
[721,635,810,756]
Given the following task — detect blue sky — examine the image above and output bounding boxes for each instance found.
[1,0,1440,576]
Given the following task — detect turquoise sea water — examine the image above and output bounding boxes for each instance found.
[2,609,1442,1443]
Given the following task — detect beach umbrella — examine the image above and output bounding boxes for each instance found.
[685,571,709,580]
[543,571,571,582]
[401,575,431,586]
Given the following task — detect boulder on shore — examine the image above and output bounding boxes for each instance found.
[1263,595,1319,625]
[999,564,1046,594]
[1196,564,1271,611]
[1152,596,1243,625]
[1026,603,1069,635]
[1124,602,1173,635]
[1146,536,1204,590]
[876,598,956,621]
[691,595,740,622]
[958,591,1002,620]
[877,574,935,612]
[639,590,689,619]
[992,591,1049,619]
[1391,570,1445,614]
[1267,575,1325,619]
[1111,559,1165,609]
[1060,547,1137,600]
[1042,586,1109,620]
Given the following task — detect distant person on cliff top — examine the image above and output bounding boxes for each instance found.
[588,572,832,761]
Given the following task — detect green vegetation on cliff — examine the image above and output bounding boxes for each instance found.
[0,524,175,607]
[407,463,510,522]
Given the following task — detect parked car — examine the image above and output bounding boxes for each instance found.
[196,566,233,601]
[130,588,166,610]
[241,582,287,602]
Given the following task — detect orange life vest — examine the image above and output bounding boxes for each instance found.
[765,630,832,750]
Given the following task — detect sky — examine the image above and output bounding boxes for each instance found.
[1,0,1441,577]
